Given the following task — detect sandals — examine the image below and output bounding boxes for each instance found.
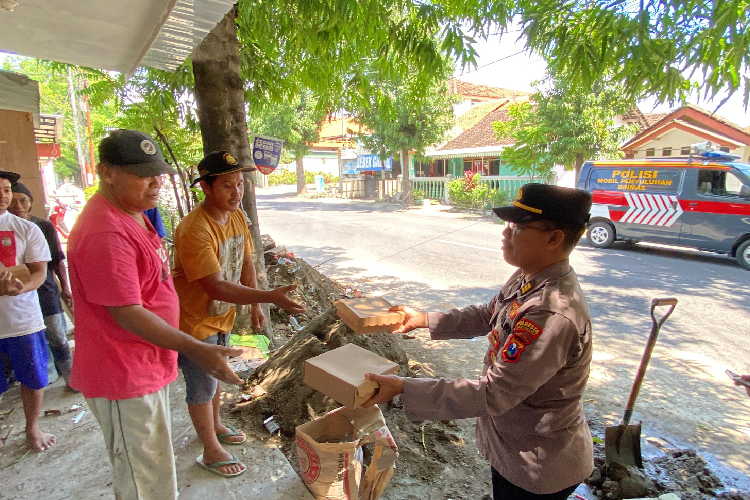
[216,425,246,445]
[196,454,246,478]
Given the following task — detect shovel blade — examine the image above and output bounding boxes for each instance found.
[605,423,643,469]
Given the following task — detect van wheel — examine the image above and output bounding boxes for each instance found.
[737,240,750,270]
[587,222,615,249]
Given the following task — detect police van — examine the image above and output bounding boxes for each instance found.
[576,148,750,270]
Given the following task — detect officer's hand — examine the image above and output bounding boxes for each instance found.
[189,343,244,386]
[270,284,307,314]
[251,303,265,330]
[389,305,427,334]
[361,373,405,408]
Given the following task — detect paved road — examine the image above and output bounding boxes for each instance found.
[256,186,750,488]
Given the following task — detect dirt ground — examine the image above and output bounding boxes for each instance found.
[232,240,750,500]
[1,235,747,500]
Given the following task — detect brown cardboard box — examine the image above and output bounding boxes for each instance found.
[334,298,405,335]
[304,343,399,409]
[0,265,31,283]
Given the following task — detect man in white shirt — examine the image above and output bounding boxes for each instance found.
[0,168,54,451]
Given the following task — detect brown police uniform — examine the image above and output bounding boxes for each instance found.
[401,183,595,495]
[402,260,593,494]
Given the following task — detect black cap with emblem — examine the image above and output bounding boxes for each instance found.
[98,129,176,177]
[493,183,592,226]
[190,150,256,187]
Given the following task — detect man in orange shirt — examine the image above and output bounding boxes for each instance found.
[172,151,305,477]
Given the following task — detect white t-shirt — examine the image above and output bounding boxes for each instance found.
[0,210,51,339]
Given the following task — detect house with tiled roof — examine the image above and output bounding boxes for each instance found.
[449,78,530,117]
[620,104,750,162]
[421,94,531,189]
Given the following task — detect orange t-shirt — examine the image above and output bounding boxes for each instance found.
[172,205,253,340]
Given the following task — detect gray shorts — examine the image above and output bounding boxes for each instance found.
[178,333,229,406]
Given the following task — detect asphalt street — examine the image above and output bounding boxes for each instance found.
[256,185,750,488]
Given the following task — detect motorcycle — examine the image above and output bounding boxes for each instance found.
[49,197,82,241]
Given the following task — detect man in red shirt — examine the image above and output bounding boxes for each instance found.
[67,130,243,500]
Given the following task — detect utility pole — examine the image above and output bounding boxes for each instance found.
[83,80,96,181]
[67,67,87,187]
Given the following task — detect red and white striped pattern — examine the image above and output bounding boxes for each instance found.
[621,193,683,227]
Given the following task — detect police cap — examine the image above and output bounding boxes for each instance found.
[191,150,256,187]
[493,183,592,226]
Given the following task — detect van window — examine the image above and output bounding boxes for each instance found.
[587,167,683,193]
[697,170,749,197]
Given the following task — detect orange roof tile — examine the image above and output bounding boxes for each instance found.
[449,78,530,100]
[440,103,517,150]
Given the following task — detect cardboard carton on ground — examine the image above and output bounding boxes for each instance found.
[303,343,399,409]
[334,298,406,335]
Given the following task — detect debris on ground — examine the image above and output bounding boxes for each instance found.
[585,416,749,500]
[230,236,750,500]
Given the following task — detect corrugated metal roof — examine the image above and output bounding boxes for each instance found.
[140,0,237,71]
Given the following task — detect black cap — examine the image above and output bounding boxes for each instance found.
[0,167,20,184]
[98,129,176,177]
[190,150,256,187]
[493,183,592,226]
[11,182,33,199]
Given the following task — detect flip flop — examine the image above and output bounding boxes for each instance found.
[216,425,246,445]
[196,454,246,478]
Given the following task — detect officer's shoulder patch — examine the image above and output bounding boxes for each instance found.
[501,334,527,363]
[514,318,543,340]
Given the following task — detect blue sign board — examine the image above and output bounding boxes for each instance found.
[356,155,392,172]
[252,136,283,175]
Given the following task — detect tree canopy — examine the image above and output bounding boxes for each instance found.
[514,0,750,109]
[494,73,637,181]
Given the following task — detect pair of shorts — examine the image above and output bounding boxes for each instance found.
[177,333,229,405]
[88,385,177,500]
[0,330,49,394]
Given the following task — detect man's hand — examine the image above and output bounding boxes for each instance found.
[251,303,265,330]
[61,288,74,313]
[389,305,428,334]
[0,270,24,296]
[186,343,244,386]
[361,373,405,408]
[269,284,306,314]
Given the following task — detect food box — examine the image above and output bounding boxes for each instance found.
[334,298,405,335]
[303,343,399,409]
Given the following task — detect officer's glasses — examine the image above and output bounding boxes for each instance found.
[507,222,555,237]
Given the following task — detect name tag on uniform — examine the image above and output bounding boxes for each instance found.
[1,237,11,246]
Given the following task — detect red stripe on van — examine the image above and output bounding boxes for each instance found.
[592,191,627,206]
[679,199,750,216]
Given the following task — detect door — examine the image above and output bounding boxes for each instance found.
[678,168,750,251]
[587,166,685,244]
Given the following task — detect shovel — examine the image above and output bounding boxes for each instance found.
[604,297,677,469]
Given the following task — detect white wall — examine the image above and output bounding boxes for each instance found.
[632,128,750,162]
[278,156,339,176]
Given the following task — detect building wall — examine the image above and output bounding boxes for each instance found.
[0,109,46,218]
[631,128,750,162]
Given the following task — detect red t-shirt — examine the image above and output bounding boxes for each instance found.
[68,194,179,400]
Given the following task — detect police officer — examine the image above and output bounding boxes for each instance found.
[364,183,594,500]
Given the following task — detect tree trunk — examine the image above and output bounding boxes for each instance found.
[191,5,275,345]
[295,157,307,195]
[574,152,584,185]
[401,147,412,205]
